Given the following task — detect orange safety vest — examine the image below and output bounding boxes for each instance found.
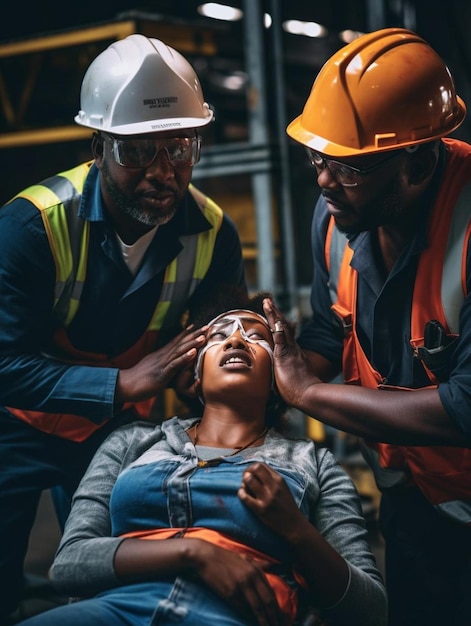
[326,139,471,525]
[121,526,307,625]
[6,164,223,442]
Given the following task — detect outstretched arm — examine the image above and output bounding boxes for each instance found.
[263,298,471,447]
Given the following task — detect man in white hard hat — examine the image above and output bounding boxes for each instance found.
[0,34,246,621]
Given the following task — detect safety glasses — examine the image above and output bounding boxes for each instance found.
[105,134,201,168]
[305,147,404,187]
[194,311,274,383]
[206,313,273,348]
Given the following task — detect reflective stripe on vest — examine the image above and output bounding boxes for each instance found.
[6,166,223,441]
[152,183,222,332]
[325,146,471,524]
[12,162,92,326]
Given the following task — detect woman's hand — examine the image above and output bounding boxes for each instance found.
[115,535,283,626]
[188,539,284,626]
[239,462,351,608]
[238,462,307,542]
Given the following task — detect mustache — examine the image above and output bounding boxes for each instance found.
[322,190,341,202]
[142,183,178,195]
[321,190,347,208]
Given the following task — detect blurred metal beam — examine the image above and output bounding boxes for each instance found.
[366,0,387,30]
[269,0,298,313]
[242,0,277,293]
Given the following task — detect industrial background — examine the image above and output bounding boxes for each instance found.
[1,0,470,621]
[2,0,471,302]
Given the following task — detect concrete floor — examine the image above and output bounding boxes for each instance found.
[6,491,68,624]
[25,490,62,579]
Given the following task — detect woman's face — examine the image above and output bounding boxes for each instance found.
[196,310,274,403]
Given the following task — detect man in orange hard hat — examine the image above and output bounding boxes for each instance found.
[263,27,471,626]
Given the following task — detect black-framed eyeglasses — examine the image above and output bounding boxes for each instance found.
[305,147,404,187]
[104,134,202,169]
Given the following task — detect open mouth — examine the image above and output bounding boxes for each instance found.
[220,350,252,368]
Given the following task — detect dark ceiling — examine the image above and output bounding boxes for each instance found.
[0,1,368,43]
[3,0,471,141]
[1,0,471,288]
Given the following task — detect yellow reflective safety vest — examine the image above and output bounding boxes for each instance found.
[326,139,471,525]
[6,162,223,441]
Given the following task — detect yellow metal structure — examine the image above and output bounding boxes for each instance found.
[0,19,217,148]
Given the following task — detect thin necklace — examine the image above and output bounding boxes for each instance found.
[191,421,268,468]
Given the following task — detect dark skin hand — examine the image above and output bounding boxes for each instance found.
[115,325,207,404]
[263,298,471,447]
[115,536,282,626]
[239,461,349,609]
[172,349,203,400]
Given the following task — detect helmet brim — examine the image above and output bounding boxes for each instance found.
[75,112,214,136]
[287,96,466,157]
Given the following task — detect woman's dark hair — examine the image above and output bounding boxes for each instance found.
[189,285,267,328]
[189,284,288,428]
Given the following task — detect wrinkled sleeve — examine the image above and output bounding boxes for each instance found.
[0,202,118,421]
[50,422,158,595]
[312,447,388,625]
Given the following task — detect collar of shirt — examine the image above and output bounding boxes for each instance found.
[348,160,448,279]
[347,141,448,270]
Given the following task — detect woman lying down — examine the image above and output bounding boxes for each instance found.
[19,290,387,626]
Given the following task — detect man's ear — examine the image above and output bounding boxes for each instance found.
[407,147,438,185]
[91,132,104,163]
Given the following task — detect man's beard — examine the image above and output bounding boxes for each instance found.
[332,175,407,236]
[101,161,178,227]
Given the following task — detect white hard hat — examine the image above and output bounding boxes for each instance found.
[75,34,214,135]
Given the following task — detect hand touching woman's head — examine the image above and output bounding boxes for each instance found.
[189,286,287,426]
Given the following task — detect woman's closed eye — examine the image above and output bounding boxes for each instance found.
[247,331,266,340]
[208,330,229,342]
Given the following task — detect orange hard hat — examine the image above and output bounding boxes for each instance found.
[287,28,466,157]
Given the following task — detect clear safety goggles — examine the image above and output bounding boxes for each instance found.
[106,134,201,168]
[194,311,274,382]
[305,147,403,187]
